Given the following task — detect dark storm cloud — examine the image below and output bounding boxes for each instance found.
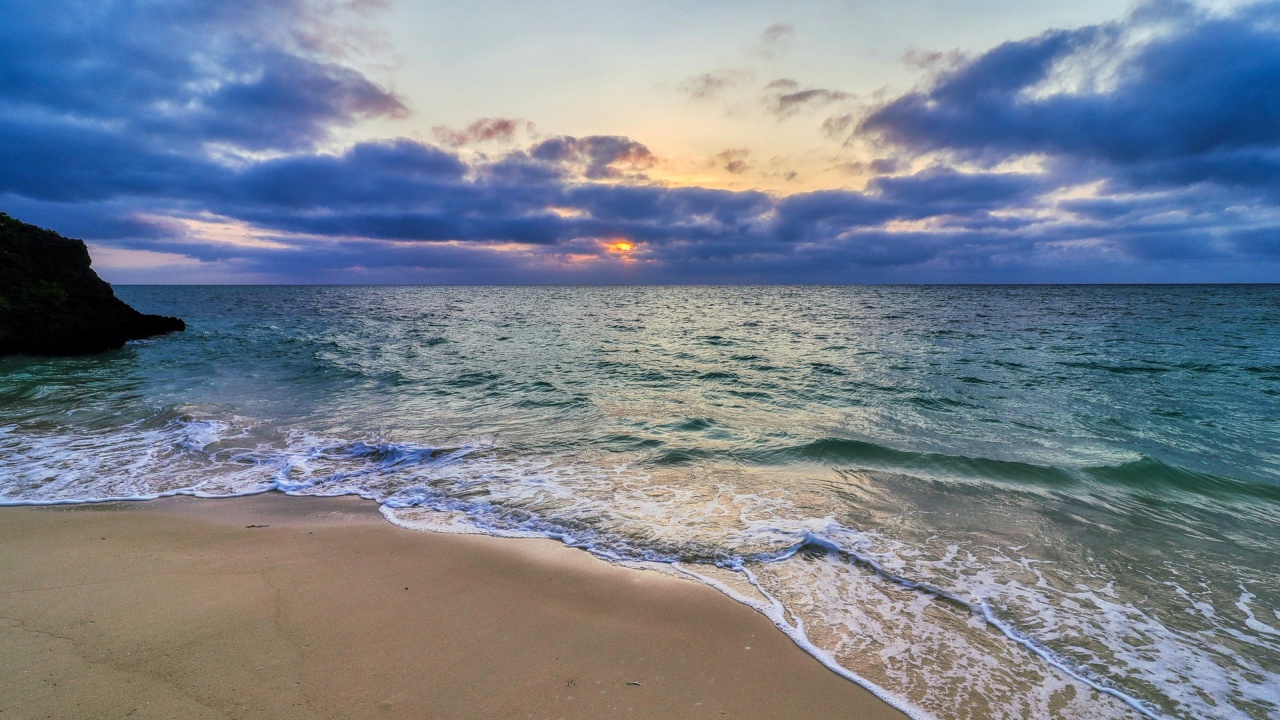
[857,0,1280,195]
[0,0,405,154]
[0,0,405,207]
[0,194,187,242]
[178,51,405,151]
[0,111,218,202]
[770,190,897,243]
[869,168,1045,214]
[229,140,468,210]
[220,169,781,249]
[529,136,656,179]
[1230,227,1280,257]
[565,184,772,228]
[3,0,1279,282]
[247,211,574,246]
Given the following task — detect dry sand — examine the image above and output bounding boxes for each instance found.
[0,493,906,719]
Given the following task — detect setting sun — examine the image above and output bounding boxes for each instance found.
[607,241,634,254]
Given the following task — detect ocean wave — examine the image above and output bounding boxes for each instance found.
[6,406,1279,718]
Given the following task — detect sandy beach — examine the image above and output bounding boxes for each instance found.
[0,493,905,720]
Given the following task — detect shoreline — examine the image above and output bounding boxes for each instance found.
[1,493,908,719]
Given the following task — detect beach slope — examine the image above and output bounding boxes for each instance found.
[0,494,905,719]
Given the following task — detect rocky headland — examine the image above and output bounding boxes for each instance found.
[0,213,185,356]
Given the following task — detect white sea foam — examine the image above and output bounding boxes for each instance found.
[3,409,1278,720]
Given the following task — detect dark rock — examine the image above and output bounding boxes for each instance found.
[0,212,185,356]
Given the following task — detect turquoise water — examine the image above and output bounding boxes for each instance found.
[1,285,1277,719]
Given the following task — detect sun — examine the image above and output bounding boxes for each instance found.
[598,238,640,263]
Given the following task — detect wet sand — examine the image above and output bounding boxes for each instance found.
[0,493,906,719]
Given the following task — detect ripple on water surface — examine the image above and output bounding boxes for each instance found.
[2,284,1279,720]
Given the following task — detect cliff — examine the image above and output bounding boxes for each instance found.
[0,213,185,356]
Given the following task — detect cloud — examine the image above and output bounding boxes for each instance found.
[3,0,1280,283]
[762,79,854,118]
[762,22,796,44]
[755,22,797,60]
[856,0,1280,197]
[868,168,1046,214]
[901,47,967,72]
[229,140,469,211]
[822,114,858,143]
[715,148,752,175]
[10,123,1277,282]
[680,69,755,101]
[0,0,405,155]
[529,136,656,179]
[432,117,533,147]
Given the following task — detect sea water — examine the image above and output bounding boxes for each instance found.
[1,285,1276,719]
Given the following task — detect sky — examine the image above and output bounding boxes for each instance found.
[2,0,1278,283]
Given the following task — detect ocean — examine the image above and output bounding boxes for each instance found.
[1,285,1277,719]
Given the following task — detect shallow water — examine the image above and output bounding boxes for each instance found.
[1,285,1277,719]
